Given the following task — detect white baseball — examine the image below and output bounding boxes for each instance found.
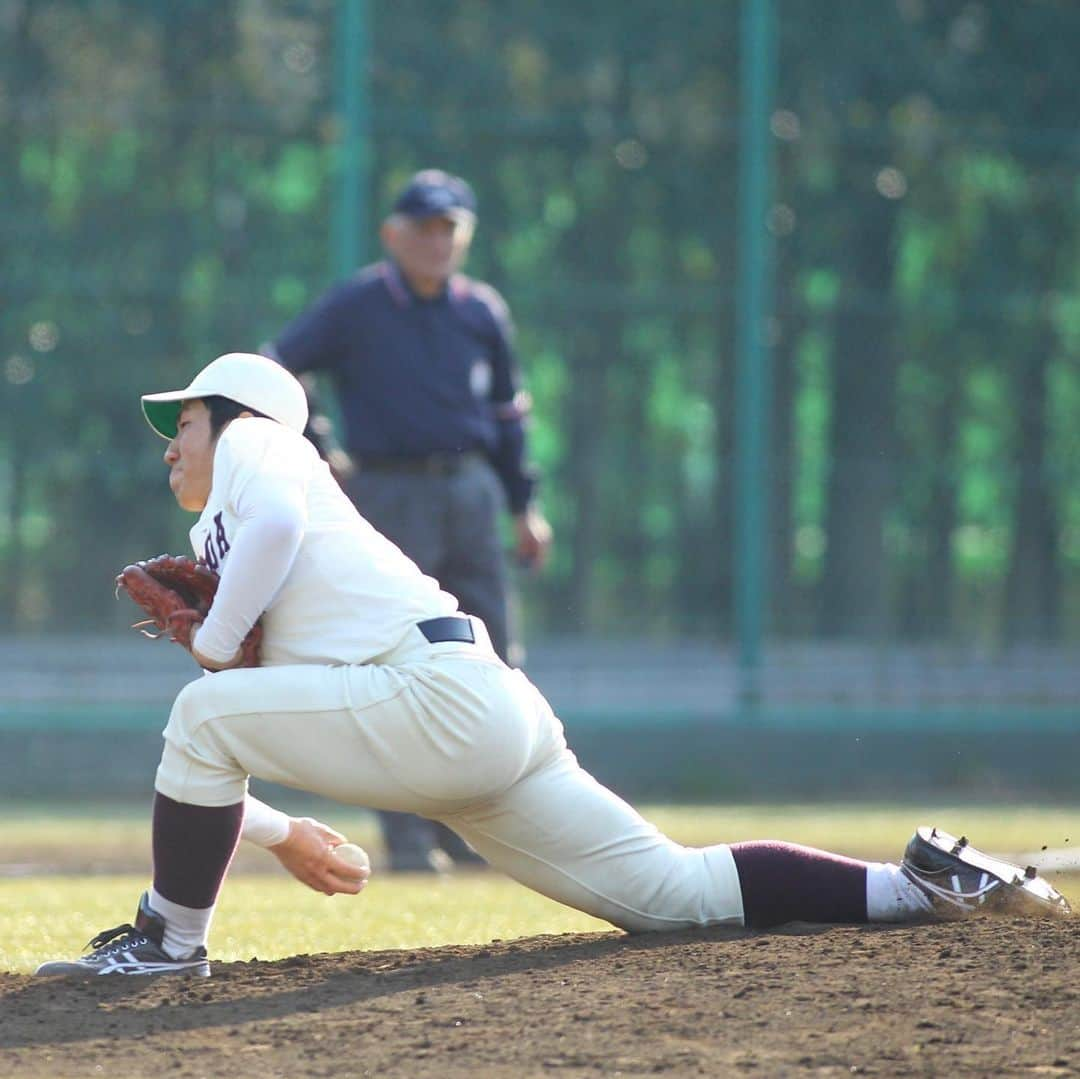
[334,842,371,870]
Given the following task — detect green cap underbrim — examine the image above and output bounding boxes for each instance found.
[141,397,183,440]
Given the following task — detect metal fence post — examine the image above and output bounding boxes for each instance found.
[334,0,371,276]
[735,0,777,714]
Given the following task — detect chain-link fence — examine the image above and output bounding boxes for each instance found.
[3,2,1080,728]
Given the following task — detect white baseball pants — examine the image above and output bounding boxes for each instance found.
[155,622,744,932]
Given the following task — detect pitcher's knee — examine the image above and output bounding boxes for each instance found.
[164,676,234,744]
[156,679,247,806]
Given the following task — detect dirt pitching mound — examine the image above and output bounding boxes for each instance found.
[2,917,1076,1077]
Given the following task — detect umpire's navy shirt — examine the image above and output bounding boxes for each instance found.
[272,261,535,514]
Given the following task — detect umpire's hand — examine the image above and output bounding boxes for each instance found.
[514,507,553,569]
[269,816,371,896]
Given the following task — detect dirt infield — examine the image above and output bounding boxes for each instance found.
[1,917,1077,1078]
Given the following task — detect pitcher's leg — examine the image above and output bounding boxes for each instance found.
[155,659,538,815]
[150,793,244,959]
[155,663,440,811]
[442,751,745,932]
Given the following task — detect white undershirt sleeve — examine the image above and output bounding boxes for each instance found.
[241,793,291,848]
[191,448,307,665]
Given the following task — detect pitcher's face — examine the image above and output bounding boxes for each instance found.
[163,400,216,511]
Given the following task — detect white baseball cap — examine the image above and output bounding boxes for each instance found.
[141,352,309,439]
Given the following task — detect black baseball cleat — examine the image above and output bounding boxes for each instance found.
[901,826,1072,920]
[34,892,210,978]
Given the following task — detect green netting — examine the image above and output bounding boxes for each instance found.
[2,0,1080,651]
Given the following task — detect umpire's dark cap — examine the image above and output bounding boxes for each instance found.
[393,169,477,221]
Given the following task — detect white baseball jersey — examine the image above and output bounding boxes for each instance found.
[188,417,459,668]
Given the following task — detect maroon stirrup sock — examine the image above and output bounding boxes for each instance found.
[152,792,244,908]
[730,840,869,928]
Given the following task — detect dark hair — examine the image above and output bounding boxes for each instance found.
[202,395,267,438]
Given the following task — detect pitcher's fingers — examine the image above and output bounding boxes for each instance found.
[325,857,370,895]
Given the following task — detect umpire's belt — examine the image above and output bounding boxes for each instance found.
[355,451,482,476]
[417,616,476,645]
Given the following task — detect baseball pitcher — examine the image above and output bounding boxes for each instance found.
[36,354,1070,977]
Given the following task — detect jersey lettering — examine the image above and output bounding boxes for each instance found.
[202,533,219,572]
[214,512,231,558]
[200,513,231,572]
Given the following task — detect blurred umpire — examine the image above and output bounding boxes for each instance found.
[263,169,552,872]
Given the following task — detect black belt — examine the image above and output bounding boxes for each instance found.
[356,452,481,476]
[417,616,476,645]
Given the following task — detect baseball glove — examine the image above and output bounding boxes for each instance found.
[116,554,262,668]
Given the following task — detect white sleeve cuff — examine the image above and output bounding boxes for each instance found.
[190,623,242,667]
[241,794,291,848]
